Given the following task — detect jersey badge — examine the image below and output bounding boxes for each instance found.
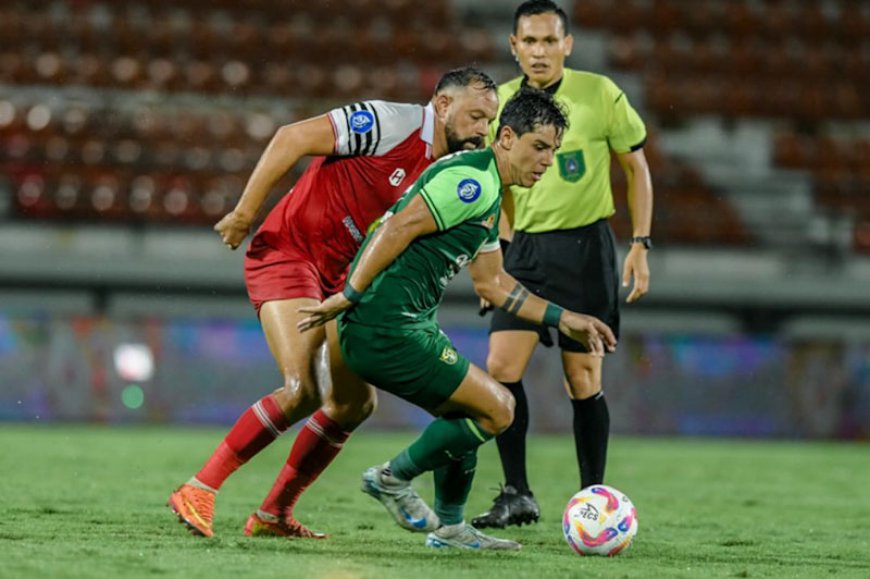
[456,178,481,203]
[557,150,586,183]
[389,168,406,186]
[350,110,375,134]
[439,346,458,365]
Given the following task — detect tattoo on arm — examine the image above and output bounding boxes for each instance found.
[501,284,530,315]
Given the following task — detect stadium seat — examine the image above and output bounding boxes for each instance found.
[0,0,854,242]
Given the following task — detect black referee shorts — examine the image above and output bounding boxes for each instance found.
[490,218,620,352]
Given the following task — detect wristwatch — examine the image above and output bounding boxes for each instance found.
[630,236,652,249]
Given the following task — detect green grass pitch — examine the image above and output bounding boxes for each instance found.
[1,425,868,578]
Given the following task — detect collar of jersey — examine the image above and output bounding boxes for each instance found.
[421,103,435,157]
[520,75,563,95]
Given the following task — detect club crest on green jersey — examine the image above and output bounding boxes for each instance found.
[456,178,481,203]
[557,150,586,183]
[439,346,458,365]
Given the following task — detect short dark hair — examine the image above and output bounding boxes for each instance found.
[434,66,497,94]
[497,87,569,138]
[513,0,569,35]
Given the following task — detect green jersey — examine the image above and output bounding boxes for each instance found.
[343,148,502,330]
[490,69,647,232]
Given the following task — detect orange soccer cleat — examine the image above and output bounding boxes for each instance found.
[168,484,216,538]
[243,512,328,539]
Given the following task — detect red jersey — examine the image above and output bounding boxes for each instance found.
[246,101,436,303]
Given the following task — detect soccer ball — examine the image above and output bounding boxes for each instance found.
[562,485,638,556]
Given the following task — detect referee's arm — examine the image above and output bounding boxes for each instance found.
[616,148,653,303]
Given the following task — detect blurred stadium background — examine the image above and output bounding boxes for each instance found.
[1,0,868,439]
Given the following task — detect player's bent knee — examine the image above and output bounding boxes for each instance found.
[485,387,516,435]
[275,374,322,416]
[358,391,377,420]
[324,390,377,430]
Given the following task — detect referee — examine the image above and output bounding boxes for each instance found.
[473,0,653,529]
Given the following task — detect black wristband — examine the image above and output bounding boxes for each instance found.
[630,236,652,249]
[342,283,364,304]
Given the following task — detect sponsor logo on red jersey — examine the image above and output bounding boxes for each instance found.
[389,168,406,186]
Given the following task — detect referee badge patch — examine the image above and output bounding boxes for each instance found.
[557,149,586,183]
[456,178,481,203]
[439,346,458,365]
[349,110,375,134]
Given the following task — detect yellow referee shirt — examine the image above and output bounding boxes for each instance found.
[490,69,647,232]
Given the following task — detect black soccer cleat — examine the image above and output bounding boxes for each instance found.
[471,485,541,529]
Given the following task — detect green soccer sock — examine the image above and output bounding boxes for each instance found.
[433,451,477,525]
[389,416,493,481]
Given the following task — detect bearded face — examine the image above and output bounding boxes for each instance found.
[444,120,485,153]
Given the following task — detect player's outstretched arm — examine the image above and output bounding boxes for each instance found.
[468,249,617,356]
[479,186,517,315]
[616,148,653,303]
[215,115,337,249]
[297,195,439,332]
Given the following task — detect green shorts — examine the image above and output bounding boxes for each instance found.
[337,319,470,413]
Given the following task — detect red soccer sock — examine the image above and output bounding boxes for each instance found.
[195,394,290,490]
[259,409,351,518]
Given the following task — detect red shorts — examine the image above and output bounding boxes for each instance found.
[244,234,346,314]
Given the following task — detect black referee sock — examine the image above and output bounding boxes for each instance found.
[494,380,531,495]
[571,391,610,489]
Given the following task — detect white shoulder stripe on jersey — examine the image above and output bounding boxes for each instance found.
[342,101,381,156]
[330,101,423,157]
[358,101,382,156]
[348,102,363,156]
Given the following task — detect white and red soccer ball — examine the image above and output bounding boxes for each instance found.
[562,485,638,556]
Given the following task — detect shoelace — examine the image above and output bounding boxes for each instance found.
[491,485,514,507]
[487,483,514,499]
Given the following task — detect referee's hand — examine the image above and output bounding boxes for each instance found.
[623,245,650,303]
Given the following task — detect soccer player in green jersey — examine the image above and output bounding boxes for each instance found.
[474,0,654,529]
[298,88,617,550]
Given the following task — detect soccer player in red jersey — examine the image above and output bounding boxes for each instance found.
[168,67,499,539]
